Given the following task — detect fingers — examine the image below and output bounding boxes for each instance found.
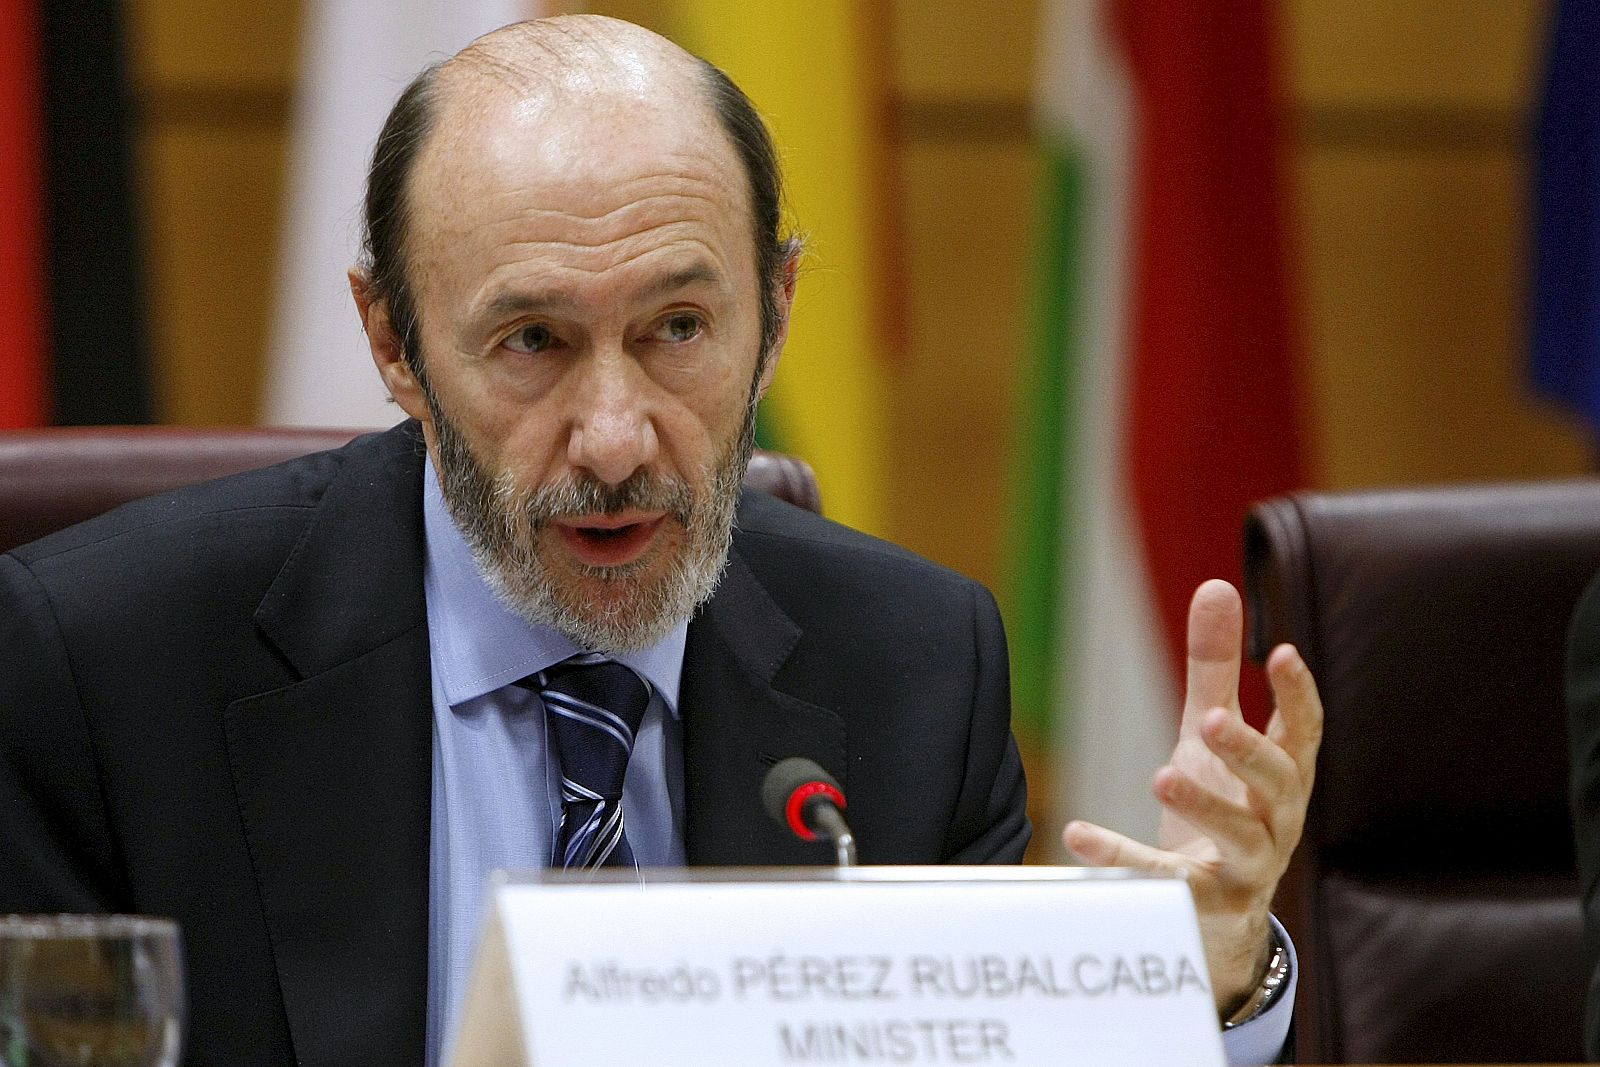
[1062,820,1187,875]
[1184,580,1243,728]
[1168,710,1303,854]
[1201,708,1297,808]
[1263,642,1323,788]
[1153,762,1264,861]
[1080,593,1320,925]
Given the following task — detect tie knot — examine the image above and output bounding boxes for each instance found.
[532,656,651,802]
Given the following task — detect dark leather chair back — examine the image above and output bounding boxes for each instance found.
[1244,481,1596,1064]
[0,426,822,554]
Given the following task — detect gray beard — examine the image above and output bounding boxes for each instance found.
[428,395,756,654]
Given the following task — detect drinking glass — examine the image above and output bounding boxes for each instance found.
[0,915,183,1067]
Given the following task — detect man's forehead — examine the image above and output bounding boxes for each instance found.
[413,22,739,216]
[403,33,753,280]
[423,92,723,185]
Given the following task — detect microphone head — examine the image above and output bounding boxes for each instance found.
[761,757,846,842]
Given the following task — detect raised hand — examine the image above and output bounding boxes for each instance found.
[1061,579,1322,1016]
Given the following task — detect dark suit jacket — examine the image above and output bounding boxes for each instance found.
[0,423,1029,1066]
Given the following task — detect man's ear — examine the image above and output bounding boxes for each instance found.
[350,269,429,423]
[756,245,801,399]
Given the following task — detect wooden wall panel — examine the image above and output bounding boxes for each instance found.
[890,140,1037,593]
[137,124,287,425]
[881,1,1035,597]
[1288,0,1542,112]
[1286,0,1589,487]
[126,0,297,425]
[1298,144,1588,487]
[890,0,1037,102]
[126,0,298,92]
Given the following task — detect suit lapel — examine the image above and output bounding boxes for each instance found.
[223,425,432,1066]
[681,535,846,867]
[220,448,843,1057]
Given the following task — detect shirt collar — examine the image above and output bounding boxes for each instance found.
[420,456,687,712]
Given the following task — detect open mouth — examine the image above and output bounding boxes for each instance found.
[553,513,666,568]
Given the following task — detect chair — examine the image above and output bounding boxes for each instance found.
[1244,481,1596,1063]
[0,426,821,554]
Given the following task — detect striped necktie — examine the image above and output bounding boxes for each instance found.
[523,654,651,870]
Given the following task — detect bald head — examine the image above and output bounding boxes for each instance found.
[359,15,793,382]
[444,15,703,105]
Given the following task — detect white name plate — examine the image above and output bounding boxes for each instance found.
[448,867,1224,1067]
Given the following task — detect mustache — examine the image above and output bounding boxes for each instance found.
[506,469,698,528]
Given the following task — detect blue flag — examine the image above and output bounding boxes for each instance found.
[1533,0,1600,431]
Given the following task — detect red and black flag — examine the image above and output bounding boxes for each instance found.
[0,0,150,428]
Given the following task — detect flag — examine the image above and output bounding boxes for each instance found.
[672,2,899,537]
[0,0,150,428]
[1012,0,1305,850]
[264,0,543,428]
[1532,0,1600,429]
[0,0,46,428]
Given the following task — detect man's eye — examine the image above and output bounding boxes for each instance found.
[504,323,554,354]
[655,314,703,343]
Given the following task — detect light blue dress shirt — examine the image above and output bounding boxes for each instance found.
[420,458,686,1065]
[417,459,1291,1066]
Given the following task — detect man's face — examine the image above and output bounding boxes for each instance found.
[374,67,785,651]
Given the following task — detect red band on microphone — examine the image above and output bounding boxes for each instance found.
[784,781,846,841]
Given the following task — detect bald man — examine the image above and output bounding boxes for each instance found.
[0,17,1319,1066]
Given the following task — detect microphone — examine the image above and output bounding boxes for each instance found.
[761,757,857,867]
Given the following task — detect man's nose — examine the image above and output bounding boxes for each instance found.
[566,355,659,487]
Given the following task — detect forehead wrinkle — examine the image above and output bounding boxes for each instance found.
[416,180,738,293]
[423,160,736,243]
[474,204,729,259]
[468,234,728,315]
[442,184,740,283]
[498,233,720,262]
[480,183,727,228]
[472,261,729,325]
[475,195,733,252]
